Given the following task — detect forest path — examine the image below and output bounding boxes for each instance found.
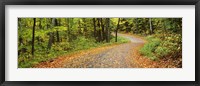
[62,33,144,68]
[35,33,145,68]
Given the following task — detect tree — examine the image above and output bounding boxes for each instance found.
[115,18,120,42]
[97,18,102,42]
[67,18,71,42]
[106,18,110,42]
[47,18,55,50]
[32,18,36,57]
[83,18,87,36]
[39,18,42,29]
[18,18,23,46]
[100,18,105,41]
[55,18,60,42]
[93,18,97,40]
[149,18,153,34]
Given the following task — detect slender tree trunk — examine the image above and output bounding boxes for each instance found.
[36,18,42,44]
[18,18,23,46]
[52,19,55,44]
[39,18,42,29]
[163,19,167,39]
[115,18,120,42]
[83,18,87,37]
[149,18,153,35]
[46,18,49,29]
[55,19,60,42]
[100,18,105,41]
[98,30,102,42]
[56,31,60,42]
[106,18,110,42]
[32,18,36,57]
[47,33,53,49]
[132,19,134,34]
[78,20,82,34]
[47,18,55,50]
[93,18,96,38]
[67,18,71,42]
[135,18,138,34]
[97,18,102,42]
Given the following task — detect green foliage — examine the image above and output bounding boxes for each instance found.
[155,46,171,58]
[139,33,182,60]
[140,36,161,60]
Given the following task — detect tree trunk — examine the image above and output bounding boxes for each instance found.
[132,19,134,34]
[39,18,42,29]
[55,19,60,42]
[47,32,53,49]
[78,20,82,34]
[149,18,153,35]
[46,18,49,29]
[100,18,105,41]
[52,19,56,44]
[83,18,87,37]
[106,18,110,42]
[115,18,120,42]
[56,31,60,42]
[47,18,55,50]
[163,19,167,40]
[67,18,71,42]
[97,18,102,42]
[98,30,102,42]
[32,18,36,57]
[93,18,96,38]
[18,18,23,46]
[135,18,138,34]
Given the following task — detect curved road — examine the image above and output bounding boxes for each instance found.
[63,33,144,68]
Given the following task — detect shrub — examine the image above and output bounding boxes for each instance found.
[155,46,171,58]
[140,34,181,60]
[139,37,161,60]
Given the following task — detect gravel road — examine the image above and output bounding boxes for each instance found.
[63,33,144,68]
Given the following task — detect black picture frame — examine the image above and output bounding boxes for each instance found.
[0,0,199,86]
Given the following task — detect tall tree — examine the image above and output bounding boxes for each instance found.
[115,18,120,42]
[67,18,71,42]
[100,18,105,41]
[83,18,87,36]
[78,19,82,34]
[149,18,153,34]
[31,18,36,57]
[18,18,23,46]
[97,18,102,42]
[133,18,138,34]
[47,18,55,50]
[93,18,96,38]
[106,18,110,42]
[55,18,60,42]
[39,18,42,29]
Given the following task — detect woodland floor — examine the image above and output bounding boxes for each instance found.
[34,33,181,68]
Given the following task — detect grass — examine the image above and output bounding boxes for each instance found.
[18,36,130,68]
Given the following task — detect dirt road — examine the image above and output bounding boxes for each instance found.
[62,33,144,68]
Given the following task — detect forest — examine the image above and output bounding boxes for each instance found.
[18,18,182,68]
